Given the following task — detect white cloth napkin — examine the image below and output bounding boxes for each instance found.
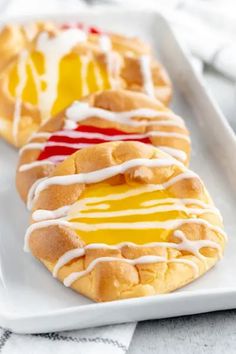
[166,4,236,81]
[0,323,136,353]
[105,0,236,81]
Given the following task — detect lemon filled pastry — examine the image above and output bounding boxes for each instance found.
[25,141,226,302]
[0,22,171,147]
[16,90,190,205]
[0,22,56,72]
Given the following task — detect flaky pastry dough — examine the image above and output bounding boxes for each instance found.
[16,90,189,204]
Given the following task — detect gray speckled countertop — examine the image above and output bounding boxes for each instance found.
[129,310,236,354]
[128,68,236,354]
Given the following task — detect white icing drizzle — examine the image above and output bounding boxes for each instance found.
[65,102,185,128]
[19,160,54,172]
[29,168,195,213]
[71,188,213,214]
[24,219,71,251]
[64,119,78,130]
[32,158,184,200]
[27,57,41,101]
[55,219,227,238]
[20,103,188,175]
[33,205,71,221]
[106,52,122,89]
[47,155,68,163]
[139,55,155,98]
[31,172,207,221]
[32,200,220,222]
[158,146,187,162]
[24,217,226,252]
[36,29,87,119]
[173,230,222,260]
[23,23,36,41]
[53,230,221,280]
[92,62,105,90]
[19,141,91,155]
[80,56,90,97]
[27,177,48,210]
[12,50,28,145]
[62,204,219,220]
[163,171,197,188]
[55,127,190,142]
[53,248,85,277]
[28,132,52,141]
[63,256,199,287]
[28,170,207,218]
[98,33,119,88]
[20,142,44,154]
[99,34,112,52]
[20,131,188,164]
[142,197,221,218]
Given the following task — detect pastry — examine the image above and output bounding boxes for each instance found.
[0,23,171,147]
[16,89,190,205]
[0,22,56,72]
[58,23,171,103]
[25,141,226,302]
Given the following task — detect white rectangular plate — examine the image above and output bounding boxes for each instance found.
[0,8,236,334]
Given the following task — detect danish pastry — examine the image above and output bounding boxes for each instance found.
[0,24,171,147]
[25,141,226,302]
[0,22,56,72]
[16,90,190,205]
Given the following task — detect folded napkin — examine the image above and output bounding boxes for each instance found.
[0,323,136,353]
[167,8,236,81]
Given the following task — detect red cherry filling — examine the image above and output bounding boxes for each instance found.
[60,22,102,34]
[37,125,151,162]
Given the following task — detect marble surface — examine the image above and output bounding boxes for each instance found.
[128,67,236,354]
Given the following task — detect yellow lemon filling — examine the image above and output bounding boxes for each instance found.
[8,51,111,120]
[67,183,194,245]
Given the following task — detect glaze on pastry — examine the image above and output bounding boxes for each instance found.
[0,24,171,147]
[58,23,171,103]
[25,141,226,302]
[16,90,189,204]
[0,22,56,72]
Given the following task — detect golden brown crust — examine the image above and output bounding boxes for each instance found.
[0,22,57,73]
[27,141,226,302]
[0,24,172,147]
[87,31,151,57]
[121,56,171,105]
[16,90,190,203]
[0,25,26,72]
